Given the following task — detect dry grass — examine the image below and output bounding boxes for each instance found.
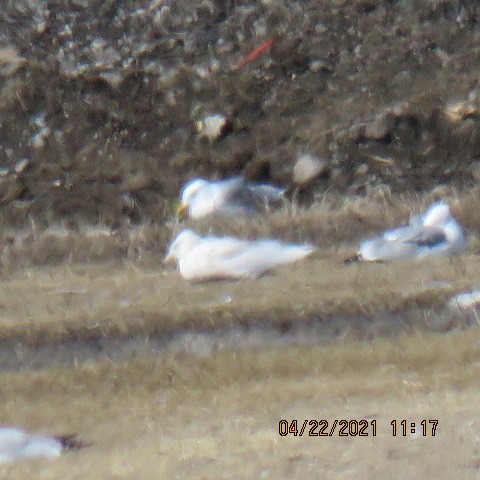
[1,330,480,479]
[0,189,477,348]
[0,192,479,477]
[0,250,477,347]
[0,186,479,270]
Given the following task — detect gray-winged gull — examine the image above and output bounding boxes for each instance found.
[177,176,285,219]
[164,228,315,281]
[354,202,467,262]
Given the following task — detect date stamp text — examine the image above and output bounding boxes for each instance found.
[279,419,439,437]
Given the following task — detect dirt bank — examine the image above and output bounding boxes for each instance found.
[0,1,479,229]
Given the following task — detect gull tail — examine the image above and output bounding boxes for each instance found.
[54,434,91,451]
[283,243,316,262]
[344,253,361,265]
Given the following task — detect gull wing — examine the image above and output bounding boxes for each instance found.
[197,236,251,259]
[383,212,424,241]
[383,223,414,242]
[179,236,254,280]
[404,226,447,247]
[211,239,313,278]
[216,176,245,194]
[358,236,418,261]
[247,183,286,203]
[206,177,285,215]
[180,236,313,281]
[215,177,257,213]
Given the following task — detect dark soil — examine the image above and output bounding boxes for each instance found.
[0,0,479,229]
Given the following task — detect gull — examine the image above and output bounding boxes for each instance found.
[176,176,286,219]
[353,202,467,262]
[164,229,315,281]
[0,427,85,463]
[382,212,423,241]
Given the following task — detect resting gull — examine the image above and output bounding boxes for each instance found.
[176,176,286,219]
[164,228,315,281]
[0,427,84,463]
[354,202,467,262]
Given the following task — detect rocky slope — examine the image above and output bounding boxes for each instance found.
[0,0,479,229]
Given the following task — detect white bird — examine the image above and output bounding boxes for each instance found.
[0,427,84,463]
[355,202,467,262]
[176,176,286,219]
[382,212,423,241]
[164,229,315,281]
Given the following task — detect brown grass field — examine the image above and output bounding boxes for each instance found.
[0,192,479,478]
[2,333,480,479]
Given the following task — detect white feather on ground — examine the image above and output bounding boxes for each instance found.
[0,427,83,463]
[356,202,467,261]
[164,229,315,281]
[177,176,285,219]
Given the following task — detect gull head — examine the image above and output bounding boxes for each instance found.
[164,229,201,264]
[423,202,451,227]
[177,178,210,217]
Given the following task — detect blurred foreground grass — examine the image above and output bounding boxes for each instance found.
[1,330,480,478]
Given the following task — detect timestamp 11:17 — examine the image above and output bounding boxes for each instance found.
[391,420,438,436]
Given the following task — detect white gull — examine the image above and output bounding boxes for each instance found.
[164,229,314,281]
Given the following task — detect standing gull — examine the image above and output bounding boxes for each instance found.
[354,202,467,262]
[164,229,315,281]
[0,427,84,463]
[176,176,286,219]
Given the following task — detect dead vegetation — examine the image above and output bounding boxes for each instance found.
[0,186,477,271]
[0,189,476,477]
[0,189,474,351]
[1,329,480,479]
[0,232,476,352]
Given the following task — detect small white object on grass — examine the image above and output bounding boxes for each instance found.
[355,202,467,262]
[164,229,315,281]
[177,176,285,219]
[0,427,83,463]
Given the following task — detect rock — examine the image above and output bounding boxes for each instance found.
[14,158,31,174]
[0,47,25,76]
[355,163,369,176]
[364,111,396,140]
[444,101,478,123]
[196,114,232,142]
[471,161,480,181]
[120,173,152,193]
[293,153,327,185]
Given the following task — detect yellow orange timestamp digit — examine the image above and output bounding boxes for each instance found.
[391,420,438,436]
[278,419,377,437]
[279,419,439,437]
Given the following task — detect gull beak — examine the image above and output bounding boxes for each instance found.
[176,203,188,218]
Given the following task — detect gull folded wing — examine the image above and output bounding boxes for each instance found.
[405,227,447,248]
